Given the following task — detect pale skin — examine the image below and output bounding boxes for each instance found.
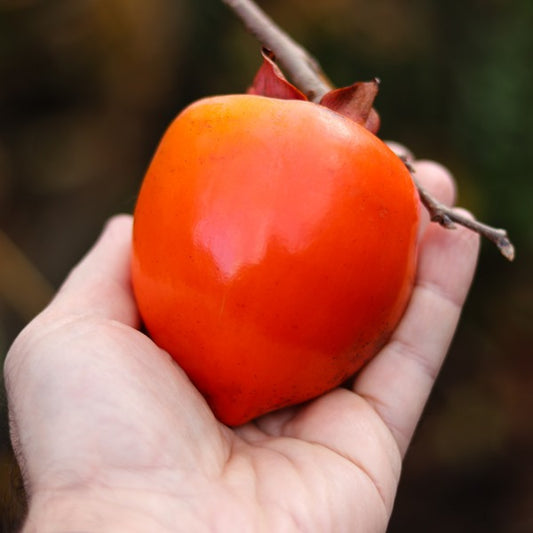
[4,157,479,532]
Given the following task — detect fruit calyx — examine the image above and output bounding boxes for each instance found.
[248,49,380,134]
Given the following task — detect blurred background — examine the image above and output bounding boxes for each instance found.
[0,0,531,530]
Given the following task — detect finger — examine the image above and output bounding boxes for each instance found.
[386,141,456,205]
[385,141,415,162]
[413,160,456,207]
[385,142,457,208]
[48,214,139,327]
[411,160,456,239]
[353,208,480,457]
[385,141,457,237]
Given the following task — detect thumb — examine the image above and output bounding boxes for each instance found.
[50,214,139,327]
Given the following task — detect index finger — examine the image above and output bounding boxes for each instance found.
[353,162,480,457]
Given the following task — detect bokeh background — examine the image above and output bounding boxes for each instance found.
[0,0,531,531]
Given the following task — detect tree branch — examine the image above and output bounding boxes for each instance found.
[221,0,515,261]
[402,159,515,261]
[221,0,332,102]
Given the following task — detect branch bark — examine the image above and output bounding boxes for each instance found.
[221,0,515,261]
[402,159,515,261]
[221,0,331,102]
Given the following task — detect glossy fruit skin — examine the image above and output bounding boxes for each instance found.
[132,94,420,426]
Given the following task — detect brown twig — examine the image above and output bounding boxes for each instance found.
[401,159,515,261]
[221,0,332,102]
[221,0,515,261]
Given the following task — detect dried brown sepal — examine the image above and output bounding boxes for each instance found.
[247,48,307,100]
[249,50,380,134]
[320,79,381,134]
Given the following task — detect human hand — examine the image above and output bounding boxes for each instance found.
[4,159,479,532]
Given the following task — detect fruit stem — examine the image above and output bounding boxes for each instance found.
[221,0,332,102]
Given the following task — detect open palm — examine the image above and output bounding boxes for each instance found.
[5,160,479,532]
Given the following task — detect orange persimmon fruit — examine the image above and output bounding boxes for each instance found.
[131,93,420,426]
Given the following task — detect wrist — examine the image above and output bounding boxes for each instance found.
[23,488,204,533]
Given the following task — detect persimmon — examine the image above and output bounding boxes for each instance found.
[132,93,420,426]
